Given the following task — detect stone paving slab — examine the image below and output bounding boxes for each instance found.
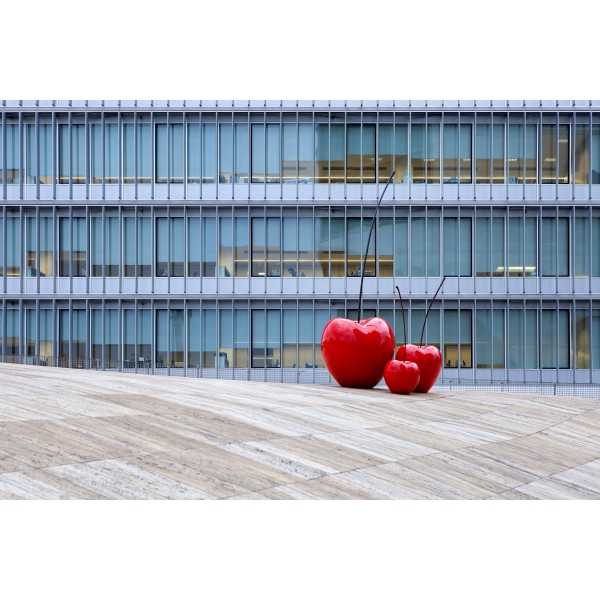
[0,363,599,500]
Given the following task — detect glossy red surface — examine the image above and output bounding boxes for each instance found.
[383,359,420,395]
[321,317,395,389]
[395,344,442,393]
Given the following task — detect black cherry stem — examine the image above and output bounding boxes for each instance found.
[357,169,396,322]
[419,276,446,347]
[395,285,407,346]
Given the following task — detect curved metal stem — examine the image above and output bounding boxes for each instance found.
[419,276,446,347]
[395,285,407,346]
[357,170,396,322]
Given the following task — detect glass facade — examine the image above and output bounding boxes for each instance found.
[1,207,598,278]
[1,301,587,374]
[3,109,600,187]
[2,102,600,385]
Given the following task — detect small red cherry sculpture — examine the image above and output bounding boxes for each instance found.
[396,344,442,393]
[321,317,395,389]
[383,359,420,394]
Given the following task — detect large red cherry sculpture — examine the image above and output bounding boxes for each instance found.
[321,317,395,388]
[383,359,420,394]
[396,344,442,393]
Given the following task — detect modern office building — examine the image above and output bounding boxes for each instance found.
[1,99,600,385]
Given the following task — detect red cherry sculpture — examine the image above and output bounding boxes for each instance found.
[383,359,420,394]
[321,317,395,388]
[396,344,442,393]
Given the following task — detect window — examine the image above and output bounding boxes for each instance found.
[411,308,440,349]
[507,215,537,276]
[508,309,538,369]
[575,123,590,184]
[541,309,569,368]
[314,309,329,367]
[202,308,217,367]
[475,216,505,277]
[443,217,471,276]
[592,125,600,184]
[575,309,590,369]
[298,309,313,367]
[170,310,184,368]
[476,309,505,368]
[219,216,249,277]
[251,124,279,183]
[155,123,184,183]
[91,122,119,183]
[330,122,345,183]
[155,217,184,277]
[347,217,363,277]
[91,214,120,277]
[411,214,440,276]
[346,123,375,183]
[426,122,440,183]
[234,217,249,276]
[124,217,136,276]
[593,217,600,277]
[444,309,472,368]
[187,309,201,368]
[4,122,20,184]
[5,214,22,276]
[123,123,135,184]
[156,218,168,277]
[251,309,280,368]
[90,216,103,276]
[138,122,152,183]
[540,216,569,276]
[541,123,569,184]
[233,309,249,368]
[219,123,233,183]
[378,124,394,181]
[315,121,329,183]
[283,217,298,277]
[251,217,281,277]
[202,217,217,277]
[202,124,217,183]
[155,309,184,368]
[30,215,54,277]
[283,308,298,367]
[410,123,425,184]
[394,122,410,183]
[394,216,408,276]
[170,218,184,276]
[378,217,393,276]
[443,123,460,183]
[315,216,329,277]
[298,123,314,183]
[37,309,54,365]
[298,217,314,277]
[187,217,201,277]
[4,307,20,357]
[58,124,85,184]
[25,123,53,184]
[574,216,590,276]
[282,123,298,182]
[475,123,491,183]
[155,310,168,367]
[593,310,600,369]
[58,217,87,277]
[220,217,233,277]
[235,124,250,183]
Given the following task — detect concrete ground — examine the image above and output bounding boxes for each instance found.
[0,363,599,499]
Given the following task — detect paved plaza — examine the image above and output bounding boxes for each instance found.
[0,364,599,499]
